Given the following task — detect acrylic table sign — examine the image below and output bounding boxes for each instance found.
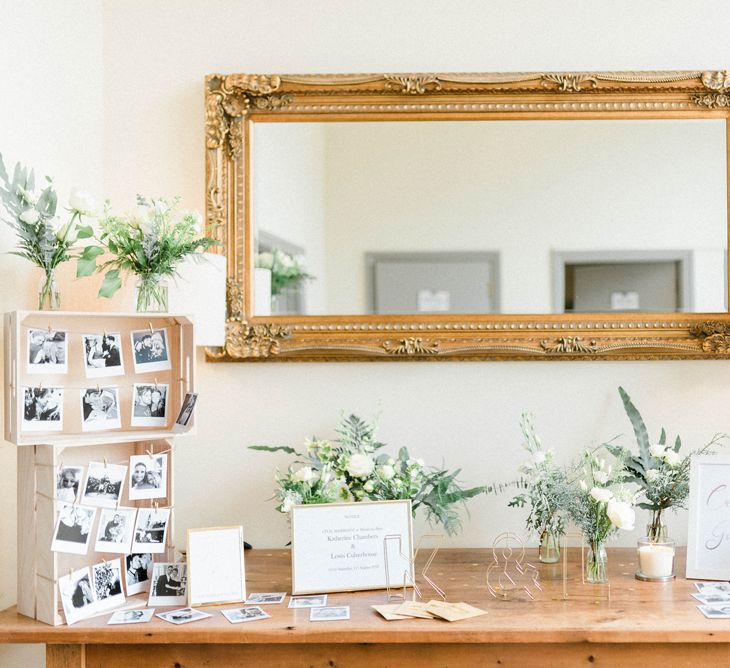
[687,456,730,580]
[290,500,413,595]
[187,526,246,607]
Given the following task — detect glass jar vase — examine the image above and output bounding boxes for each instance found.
[538,529,561,564]
[135,274,169,313]
[38,269,61,310]
[585,540,608,584]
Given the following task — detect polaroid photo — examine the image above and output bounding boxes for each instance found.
[82,332,124,378]
[56,465,84,503]
[131,327,171,373]
[27,328,67,374]
[310,606,350,622]
[131,383,169,427]
[173,393,198,433]
[81,461,128,508]
[148,563,187,607]
[59,566,97,625]
[222,606,270,624]
[698,604,730,618]
[288,595,327,609]
[51,503,97,555]
[92,558,126,613]
[128,453,168,500]
[80,386,122,432]
[695,582,730,594]
[107,608,155,625]
[94,507,137,553]
[246,592,287,605]
[22,386,63,432]
[157,607,211,625]
[691,592,730,605]
[133,507,171,553]
[125,553,154,596]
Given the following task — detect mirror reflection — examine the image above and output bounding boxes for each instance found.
[252,119,727,316]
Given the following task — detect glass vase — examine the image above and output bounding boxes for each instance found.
[646,511,668,543]
[38,269,60,310]
[538,529,561,564]
[135,274,169,313]
[585,539,608,584]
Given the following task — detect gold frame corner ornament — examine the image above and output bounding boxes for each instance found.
[204,70,730,362]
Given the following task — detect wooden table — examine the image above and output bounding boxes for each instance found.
[1,548,729,667]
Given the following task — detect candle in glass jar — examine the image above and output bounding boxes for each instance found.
[638,544,674,577]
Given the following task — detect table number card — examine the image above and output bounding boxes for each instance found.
[687,456,730,580]
[291,500,413,595]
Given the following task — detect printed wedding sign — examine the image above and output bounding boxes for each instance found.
[291,500,413,595]
[687,456,730,580]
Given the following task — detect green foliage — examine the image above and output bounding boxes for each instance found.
[255,247,313,295]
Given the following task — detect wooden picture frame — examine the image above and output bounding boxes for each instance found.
[204,70,730,362]
[187,526,246,607]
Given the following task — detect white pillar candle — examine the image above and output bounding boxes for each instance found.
[638,544,674,577]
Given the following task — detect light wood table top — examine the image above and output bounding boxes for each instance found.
[0,547,727,645]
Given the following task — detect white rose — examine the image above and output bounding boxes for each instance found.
[257,252,274,269]
[19,209,40,224]
[347,453,375,478]
[607,498,635,531]
[579,479,588,492]
[645,468,660,482]
[68,188,95,215]
[386,458,395,466]
[649,443,666,458]
[533,451,546,465]
[594,470,609,485]
[379,464,395,480]
[363,480,375,493]
[590,487,614,503]
[663,449,681,467]
[292,466,315,483]
[279,253,295,269]
[281,491,302,513]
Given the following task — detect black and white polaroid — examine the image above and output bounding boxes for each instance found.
[82,332,124,378]
[128,453,168,500]
[94,507,136,553]
[309,606,350,621]
[148,563,187,606]
[131,383,168,427]
[245,592,287,605]
[56,465,84,503]
[59,566,97,625]
[131,327,171,373]
[695,582,730,594]
[125,553,154,596]
[288,595,327,609]
[132,507,171,553]
[51,503,97,555]
[156,607,211,625]
[107,608,155,625]
[81,461,128,508]
[80,386,122,432]
[22,386,63,432]
[92,558,126,613]
[27,328,67,374]
[697,604,730,619]
[173,392,198,432]
[222,606,270,624]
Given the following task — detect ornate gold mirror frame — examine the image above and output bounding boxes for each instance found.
[204,70,730,362]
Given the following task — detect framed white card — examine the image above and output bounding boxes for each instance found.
[187,526,246,607]
[687,456,730,580]
[290,499,413,595]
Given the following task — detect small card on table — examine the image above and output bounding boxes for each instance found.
[425,600,487,622]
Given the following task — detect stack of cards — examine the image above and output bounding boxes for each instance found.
[693,581,730,618]
[372,600,486,622]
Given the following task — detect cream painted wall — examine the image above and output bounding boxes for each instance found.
[2,1,730,665]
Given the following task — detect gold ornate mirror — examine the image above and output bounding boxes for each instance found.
[204,71,730,361]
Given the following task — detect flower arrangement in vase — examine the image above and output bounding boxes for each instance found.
[251,413,520,536]
[76,195,218,312]
[0,155,94,310]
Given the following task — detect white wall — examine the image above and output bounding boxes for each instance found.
[2,2,730,665]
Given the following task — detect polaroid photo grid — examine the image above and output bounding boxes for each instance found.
[92,559,126,613]
[94,507,137,553]
[131,328,171,374]
[51,503,97,555]
[148,563,187,607]
[22,386,63,432]
[131,383,169,427]
[80,386,122,432]
[82,462,128,508]
[128,453,168,500]
[82,332,124,378]
[27,328,67,374]
[133,507,171,553]
[125,553,154,596]
[59,566,96,625]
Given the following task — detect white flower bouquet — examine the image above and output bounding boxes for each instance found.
[254,247,312,296]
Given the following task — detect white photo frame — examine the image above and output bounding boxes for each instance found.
[131,383,169,427]
[128,453,168,500]
[81,461,128,508]
[91,558,126,613]
[21,386,63,432]
[27,328,67,374]
[148,562,187,606]
[94,507,137,553]
[131,327,172,373]
[82,332,124,378]
[187,526,246,607]
[59,566,97,625]
[124,553,154,596]
[290,499,413,595]
[132,507,171,553]
[80,386,122,432]
[51,503,97,555]
[687,455,730,580]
